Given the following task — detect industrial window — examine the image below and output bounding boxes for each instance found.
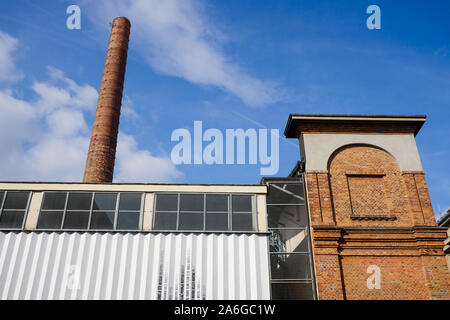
[0,191,31,229]
[37,192,143,230]
[153,193,255,231]
[265,179,316,300]
[206,194,228,231]
[271,282,314,300]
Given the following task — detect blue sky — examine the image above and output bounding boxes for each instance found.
[0,0,448,216]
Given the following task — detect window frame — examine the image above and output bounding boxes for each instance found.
[115,192,145,230]
[37,191,144,231]
[268,227,311,254]
[152,192,257,232]
[265,178,317,300]
[89,192,118,230]
[178,193,205,231]
[269,252,313,281]
[0,190,32,230]
[63,191,92,230]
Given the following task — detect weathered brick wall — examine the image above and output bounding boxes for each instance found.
[306,171,334,225]
[403,172,436,226]
[340,256,429,299]
[307,144,450,299]
[311,228,345,300]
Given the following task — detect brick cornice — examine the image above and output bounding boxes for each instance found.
[310,227,341,254]
[311,226,447,255]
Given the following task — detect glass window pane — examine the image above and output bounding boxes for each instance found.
[232,213,252,231]
[0,191,4,207]
[179,212,203,230]
[232,195,252,212]
[0,210,25,228]
[155,194,178,211]
[206,194,228,212]
[269,229,309,253]
[42,192,67,210]
[119,193,142,211]
[154,212,177,230]
[117,211,140,230]
[93,193,117,211]
[4,191,29,209]
[90,211,115,229]
[67,193,92,210]
[179,194,204,212]
[206,212,228,231]
[271,282,314,300]
[270,253,312,280]
[37,211,63,229]
[268,205,308,228]
[267,183,305,205]
[63,211,90,229]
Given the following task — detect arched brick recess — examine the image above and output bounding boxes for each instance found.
[328,145,413,227]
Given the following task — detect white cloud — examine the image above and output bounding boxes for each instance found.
[84,0,283,107]
[0,30,182,183]
[0,90,36,146]
[23,136,90,181]
[0,30,23,84]
[45,108,88,137]
[0,90,39,176]
[115,133,182,182]
[121,95,139,119]
[33,66,98,113]
[0,68,95,181]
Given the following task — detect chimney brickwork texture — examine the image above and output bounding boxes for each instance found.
[83,17,131,183]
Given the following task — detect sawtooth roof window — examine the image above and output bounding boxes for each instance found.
[0,191,31,229]
[37,192,143,230]
[153,193,255,232]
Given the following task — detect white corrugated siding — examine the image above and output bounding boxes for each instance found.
[0,231,270,300]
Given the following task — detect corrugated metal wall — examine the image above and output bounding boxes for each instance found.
[0,231,270,300]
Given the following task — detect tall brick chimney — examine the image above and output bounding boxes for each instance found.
[83,17,131,183]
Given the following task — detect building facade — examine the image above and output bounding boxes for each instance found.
[0,114,449,300]
[285,114,450,299]
[0,183,272,299]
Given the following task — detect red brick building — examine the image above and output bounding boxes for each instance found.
[284,114,450,299]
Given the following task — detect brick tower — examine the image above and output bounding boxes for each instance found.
[83,17,131,183]
[285,114,450,300]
